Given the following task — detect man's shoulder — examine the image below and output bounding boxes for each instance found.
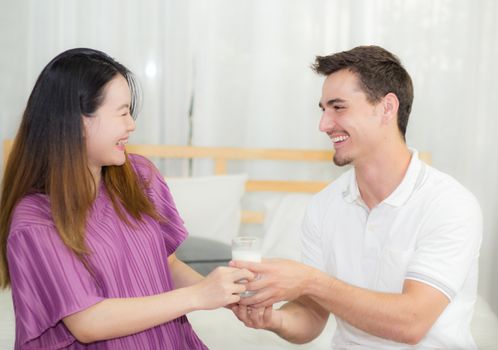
[416,165,482,222]
[422,165,479,204]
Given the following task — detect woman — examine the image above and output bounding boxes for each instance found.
[0,48,252,349]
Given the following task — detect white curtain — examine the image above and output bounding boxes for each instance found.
[189,0,498,313]
[0,0,195,161]
[0,0,497,313]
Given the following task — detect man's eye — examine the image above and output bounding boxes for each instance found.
[334,106,345,110]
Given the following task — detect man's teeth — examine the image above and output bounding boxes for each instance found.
[117,140,128,146]
[331,135,349,143]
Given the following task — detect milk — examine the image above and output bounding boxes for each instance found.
[231,237,262,297]
[231,250,261,262]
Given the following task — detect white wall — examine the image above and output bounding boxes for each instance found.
[1,0,497,314]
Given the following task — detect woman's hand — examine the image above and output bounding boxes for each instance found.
[190,266,255,310]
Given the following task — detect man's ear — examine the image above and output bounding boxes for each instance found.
[381,92,399,125]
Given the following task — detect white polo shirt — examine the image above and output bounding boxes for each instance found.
[301,149,482,350]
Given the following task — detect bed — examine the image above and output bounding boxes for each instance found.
[1,140,497,349]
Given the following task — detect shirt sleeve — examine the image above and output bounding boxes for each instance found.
[7,225,104,349]
[128,154,189,256]
[405,192,483,301]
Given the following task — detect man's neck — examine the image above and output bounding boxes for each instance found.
[354,145,412,210]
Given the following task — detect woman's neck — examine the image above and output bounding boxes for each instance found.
[89,165,102,191]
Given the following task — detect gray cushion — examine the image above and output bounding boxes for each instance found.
[176,237,231,276]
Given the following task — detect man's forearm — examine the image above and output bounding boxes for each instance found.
[232,259,448,344]
[273,297,329,344]
[303,269,448,344]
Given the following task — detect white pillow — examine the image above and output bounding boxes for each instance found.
[165,174,247,245]
[261,193,312,260]
[0,289,14,350]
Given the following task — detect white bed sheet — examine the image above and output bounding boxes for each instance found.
[188,306,335,349]
[1,289,497,349]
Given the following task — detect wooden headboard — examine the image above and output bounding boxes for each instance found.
[2,139,432,224]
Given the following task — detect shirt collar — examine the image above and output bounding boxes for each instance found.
[342,148,425,208]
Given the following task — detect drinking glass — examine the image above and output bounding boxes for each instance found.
[231,236,261,297]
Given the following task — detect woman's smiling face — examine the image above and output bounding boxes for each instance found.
[83,74,136,180]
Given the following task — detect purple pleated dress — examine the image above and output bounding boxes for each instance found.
[7,154,208,349]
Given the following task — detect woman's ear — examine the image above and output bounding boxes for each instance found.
[81,115,92,137]
[381,92,399,125]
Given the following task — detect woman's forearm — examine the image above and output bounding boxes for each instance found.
[63,264,252,344]
[63,286,199,343]
[168,253,204,288]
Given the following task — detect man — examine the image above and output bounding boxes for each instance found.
[231,45,482,349]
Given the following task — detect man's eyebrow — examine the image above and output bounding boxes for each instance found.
[318,98,346,109]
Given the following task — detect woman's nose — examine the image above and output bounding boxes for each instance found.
[127,115,136,132]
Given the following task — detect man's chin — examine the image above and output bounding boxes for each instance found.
[333,154,352,167]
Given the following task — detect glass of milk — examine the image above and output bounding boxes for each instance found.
[231,236,261,297]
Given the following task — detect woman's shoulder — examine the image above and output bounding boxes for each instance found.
[10,193,55,232]
[127,153,159,181]
[126,153,175,205]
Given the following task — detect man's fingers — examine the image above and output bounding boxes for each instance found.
[238,305,253,324]
[232,268,255,282]
[245,276,268,291]
[237,294,258,305]
[237,288,274,306]
[263,306,273,324]
[252,299,275,308]
[256,307,265,321]
[245,288,278,307]
[229,260,267,273]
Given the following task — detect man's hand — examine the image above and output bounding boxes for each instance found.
[229,258,316,307]
[230,297,329,344]
[230,304,283,332]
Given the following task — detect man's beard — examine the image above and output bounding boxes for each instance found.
[333,153,353,167]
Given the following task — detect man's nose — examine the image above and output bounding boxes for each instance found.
[319,112,334,133]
